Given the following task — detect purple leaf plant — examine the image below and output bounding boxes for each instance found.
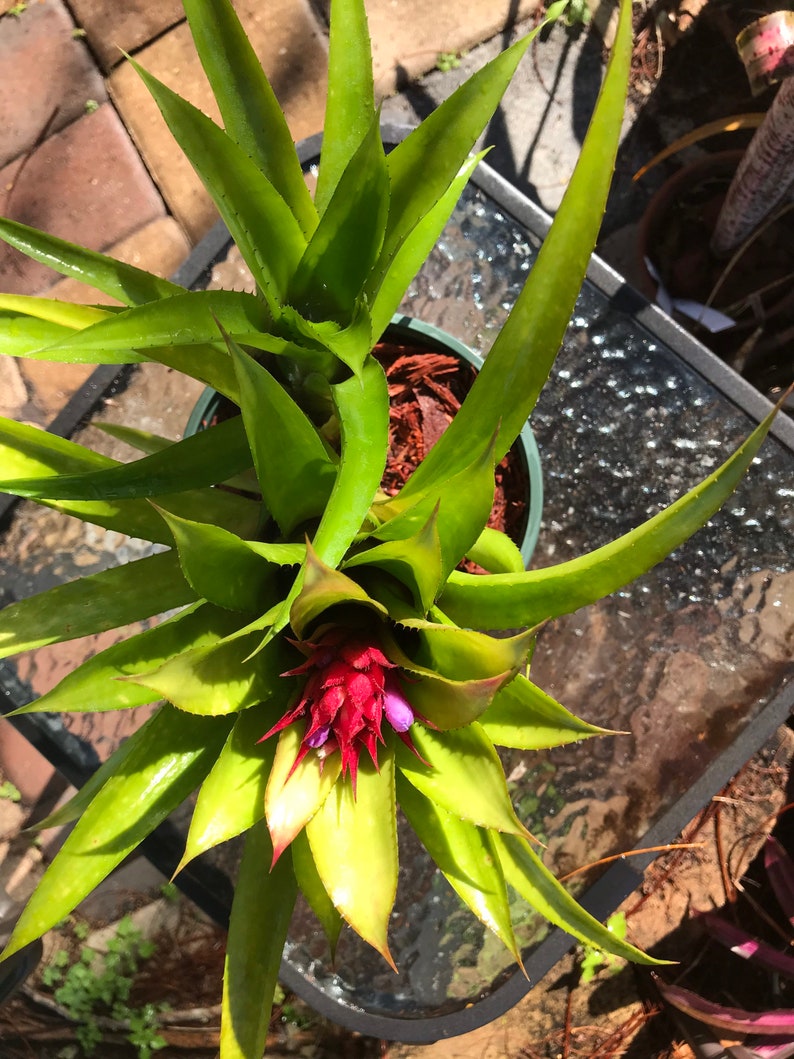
[657,837,794,1058]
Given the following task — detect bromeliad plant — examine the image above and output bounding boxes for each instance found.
[0,0,782,1055]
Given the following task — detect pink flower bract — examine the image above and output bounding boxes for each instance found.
[262,628,420,791]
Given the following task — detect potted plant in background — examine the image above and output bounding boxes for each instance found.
[635,8,794,404]
[655,836,794,1057]
[0,0,784,1055]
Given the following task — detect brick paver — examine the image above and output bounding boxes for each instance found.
[67,0,185,71]
[0,102,165,295]
[109,0,328,243]
[315,0,543,94]
[0,357,26,420]
[0,0,106,169]
[0,717,56,804]
[13,361,96,427]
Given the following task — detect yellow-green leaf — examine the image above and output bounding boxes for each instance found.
[291,828,343,956]
[289,543,387,639]
[397,774,522,966]
[439,397,784,630]
[178,700,286,873]
[344,505,443,613]
[227,336,337,535]
[126,630,289,716]
[154,508,278,612]
[398,722,529,838]
[265,722,342,862]
[221,820,296,1059]
[0,551,194,660]
[10,603,240,716]
[495,833,665,965]
[3,706,232,959]
[306,752,397,966]
[482,672,608,749]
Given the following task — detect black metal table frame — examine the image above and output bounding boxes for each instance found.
[1,125,792,1043]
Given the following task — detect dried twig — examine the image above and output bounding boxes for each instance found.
[714,805,736,906]
[557,843,703,884]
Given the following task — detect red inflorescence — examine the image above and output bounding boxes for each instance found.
[262,628,419,791]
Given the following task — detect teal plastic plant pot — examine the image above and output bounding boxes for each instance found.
[185,314,544,566]
[184,385,224,437]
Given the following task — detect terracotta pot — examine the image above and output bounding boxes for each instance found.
[636,150,743,304]
[186,315,544,566]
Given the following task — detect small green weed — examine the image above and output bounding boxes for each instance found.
[5,3,28,17]
[564,0,592,26]
[272,983,315,1030]
[579,911,628,983]
[84,99,99,114]
[158,881,180,904]
[41,915,167,1058]
[0,780,21,802]
[436,51,462,72]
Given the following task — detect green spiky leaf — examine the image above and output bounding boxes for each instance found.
[0,551,193,659]
[227,336,337,535]
[0,416,253,500]
[343,505,444,613]
[10,604,244,716]
[495,832,665,964]
[178,701,283,872]
[306,753,398,966]
[399,0,632,496]
[130,59,306,312]
[465,526,526,574]
[439,400,781,629]
[398,722,530,837]
[291,829,343,956]
[155,508,299,612]
[289,544,387,639]
[183,0,318,237]
[0,219,182,304]
[290,115,388,322]
[372,430,497,581]
[3,706,232,959]
[482,673,609,749]
[398,774,522,965]
[221,821,297,1059]
[315,0,375,213]
[31,290,269,360]
[28,709,164,832]
[124,627,290,716]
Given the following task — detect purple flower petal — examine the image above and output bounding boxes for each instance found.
[383,675,414,732]
[305,724,331,748]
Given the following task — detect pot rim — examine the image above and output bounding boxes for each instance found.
[186,313,544,567]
